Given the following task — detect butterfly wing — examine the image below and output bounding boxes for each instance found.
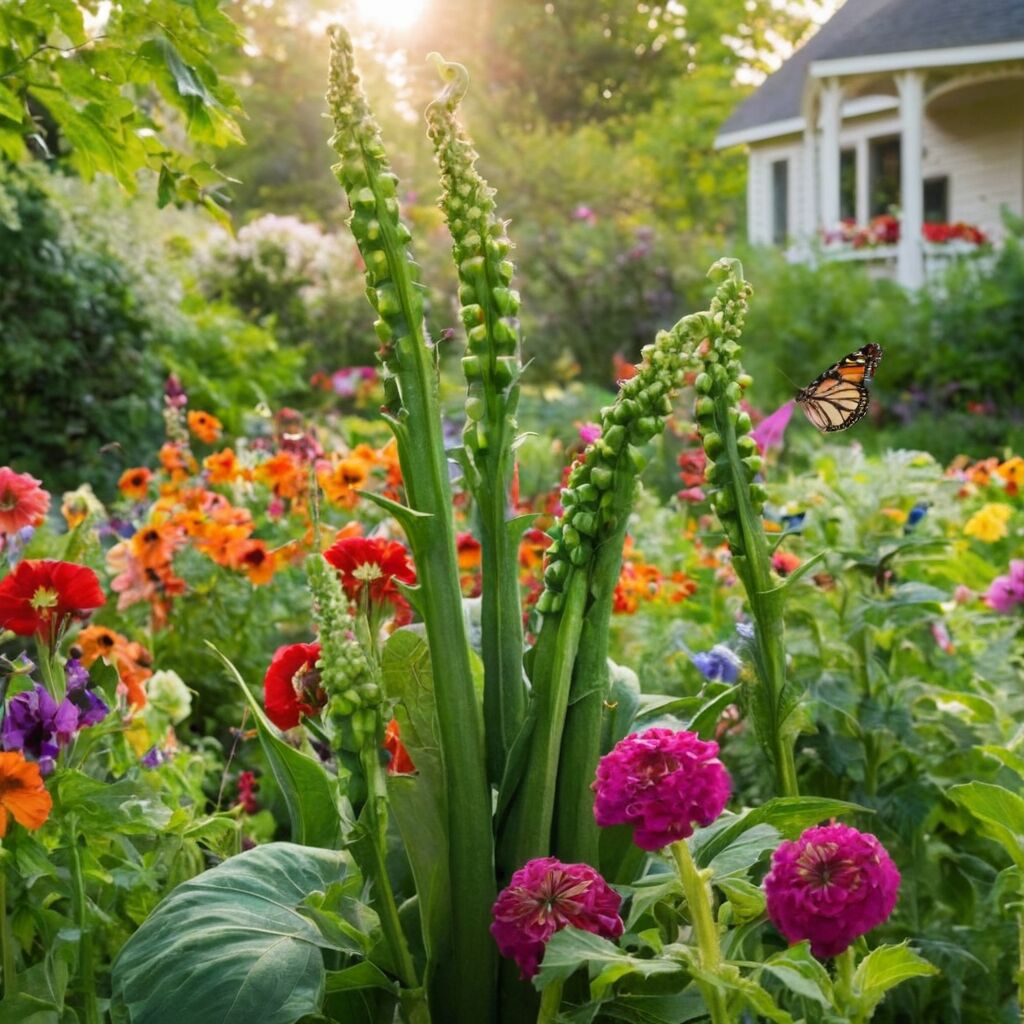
[796,344,883,433]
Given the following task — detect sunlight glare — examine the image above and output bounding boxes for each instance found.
[355,0,427,30]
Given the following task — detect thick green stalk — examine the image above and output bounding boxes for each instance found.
[536,980,564,1024]
[670,840,729,1024]
[693,260,798,797]
[327,29,494,1021]
[426,55,526,786]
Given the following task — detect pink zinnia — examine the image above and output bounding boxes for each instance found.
[593,728,731,850]
[764,823,900,958]
[985,560,1024,613]
[491,857,623,979]
[0,468,50,535]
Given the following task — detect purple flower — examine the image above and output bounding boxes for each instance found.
[593,728,732,850]
[578,422,602,446]
[141,746,168,769]
[65,657,109,727]
[986,560,1024,613]
[751,400,795,453]
[2,684,79,775]
[692,644,741,683]
[491,857,623,978]
[764,823,901,958]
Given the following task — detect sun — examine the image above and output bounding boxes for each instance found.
[356,0,427,30]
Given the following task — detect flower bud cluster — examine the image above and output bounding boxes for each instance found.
[307,552,379,750]
[536,321,698,615]
[425,56,521,458]
[691,261,761,555]
[327,26,425,409]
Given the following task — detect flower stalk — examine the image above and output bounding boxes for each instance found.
[670,840,729,1024]
[693,259,798,797]
[0,856,15,999]
[425,54,527,787]
[67,817,100,1024]
[327,29,494,1020]
[536,980,564,1024]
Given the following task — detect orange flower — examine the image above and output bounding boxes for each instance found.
[256,451,303,500]
[457,532,482,570]
[118,467,153,502]
[77,624,152,709]
[234,540,277,586]
[665,571,698,603]
[130,522,183,570]
[197,522,253,566]
[379,438,403,491]
[0,751,52,837]
[159,443,196,484]
[188,410,222,445]
[317,457,369,508]
[383,718,415,775]
[204,448,243,486]
[997,456,1024,496]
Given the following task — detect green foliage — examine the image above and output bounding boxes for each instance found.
[0,0,243,212]
[0,167,164,495]
[111,843,355,1024]
[740,235,1024,460]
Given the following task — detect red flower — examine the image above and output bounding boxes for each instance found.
[0,560,105,645]
[383,718,416,775]
[262,642,324,730]
[323,536,416,608]
[0,468,50,535]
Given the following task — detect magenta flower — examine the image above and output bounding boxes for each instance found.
[593,728,732,850]
[491,857,623,978]
[985,560,1024,613]
[764,823,900,958]
[751,399,795,453]
[578,422,602,445]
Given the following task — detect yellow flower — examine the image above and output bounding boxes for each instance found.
[880,507,908,524]
[963,502,1012,542]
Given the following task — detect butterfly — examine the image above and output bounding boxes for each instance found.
[795,343,883,432]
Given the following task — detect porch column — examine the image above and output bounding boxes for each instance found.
[896,70,925,288]
[818,78,843,229]
[802,92,818,237]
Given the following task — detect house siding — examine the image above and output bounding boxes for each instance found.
[746,87,1024,245]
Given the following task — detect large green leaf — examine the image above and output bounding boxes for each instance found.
[535,928,684,997]
[691,797,863,869]
[380,629,452,994]
[209,643,342,850]
[111,843,351,1024]
[949,782,1024,869]
[851,942,938,1018]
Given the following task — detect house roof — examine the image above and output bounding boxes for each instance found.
[718,0,1024,140]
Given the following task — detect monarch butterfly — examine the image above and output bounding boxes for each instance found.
[795,343,883,432]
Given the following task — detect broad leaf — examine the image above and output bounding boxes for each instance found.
[852,942,938,1018]
[691,797,863,869]
[535,928,684,996]
[209,642,342,850]
[949,782,1024,869]
[111,843,353,1024]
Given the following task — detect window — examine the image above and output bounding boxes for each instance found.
[771,159,788,245]
[869,136,900,217]
[840,148,856,221]
[924,176,949,223]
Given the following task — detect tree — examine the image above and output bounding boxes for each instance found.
[0,0,245,218]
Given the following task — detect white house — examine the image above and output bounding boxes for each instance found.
[714,0,1024,286]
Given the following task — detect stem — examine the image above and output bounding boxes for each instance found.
[670,840,729,1024]
[0,857,16,999]
[36,641,58,700]
[834,945,856,1013]
[536,980,564,1024]
[1018,903,1024,1020]
[67,818,100,1024]
[359,745,421,996]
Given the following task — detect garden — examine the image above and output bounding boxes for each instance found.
[1,2,1023,1023]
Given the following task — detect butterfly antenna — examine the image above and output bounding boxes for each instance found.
[776,366,801,391]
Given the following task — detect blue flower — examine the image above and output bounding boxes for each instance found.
[65,657,110,727]
[904,502,929,533]
[692,644,742,683]
[2,684,79,775]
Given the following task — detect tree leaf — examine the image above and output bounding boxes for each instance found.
[111,843,352,1024]
[208,642,342,850]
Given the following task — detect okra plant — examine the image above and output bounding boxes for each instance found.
[109,28,935,1024]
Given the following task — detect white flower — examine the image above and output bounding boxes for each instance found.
[146,669,192,724]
